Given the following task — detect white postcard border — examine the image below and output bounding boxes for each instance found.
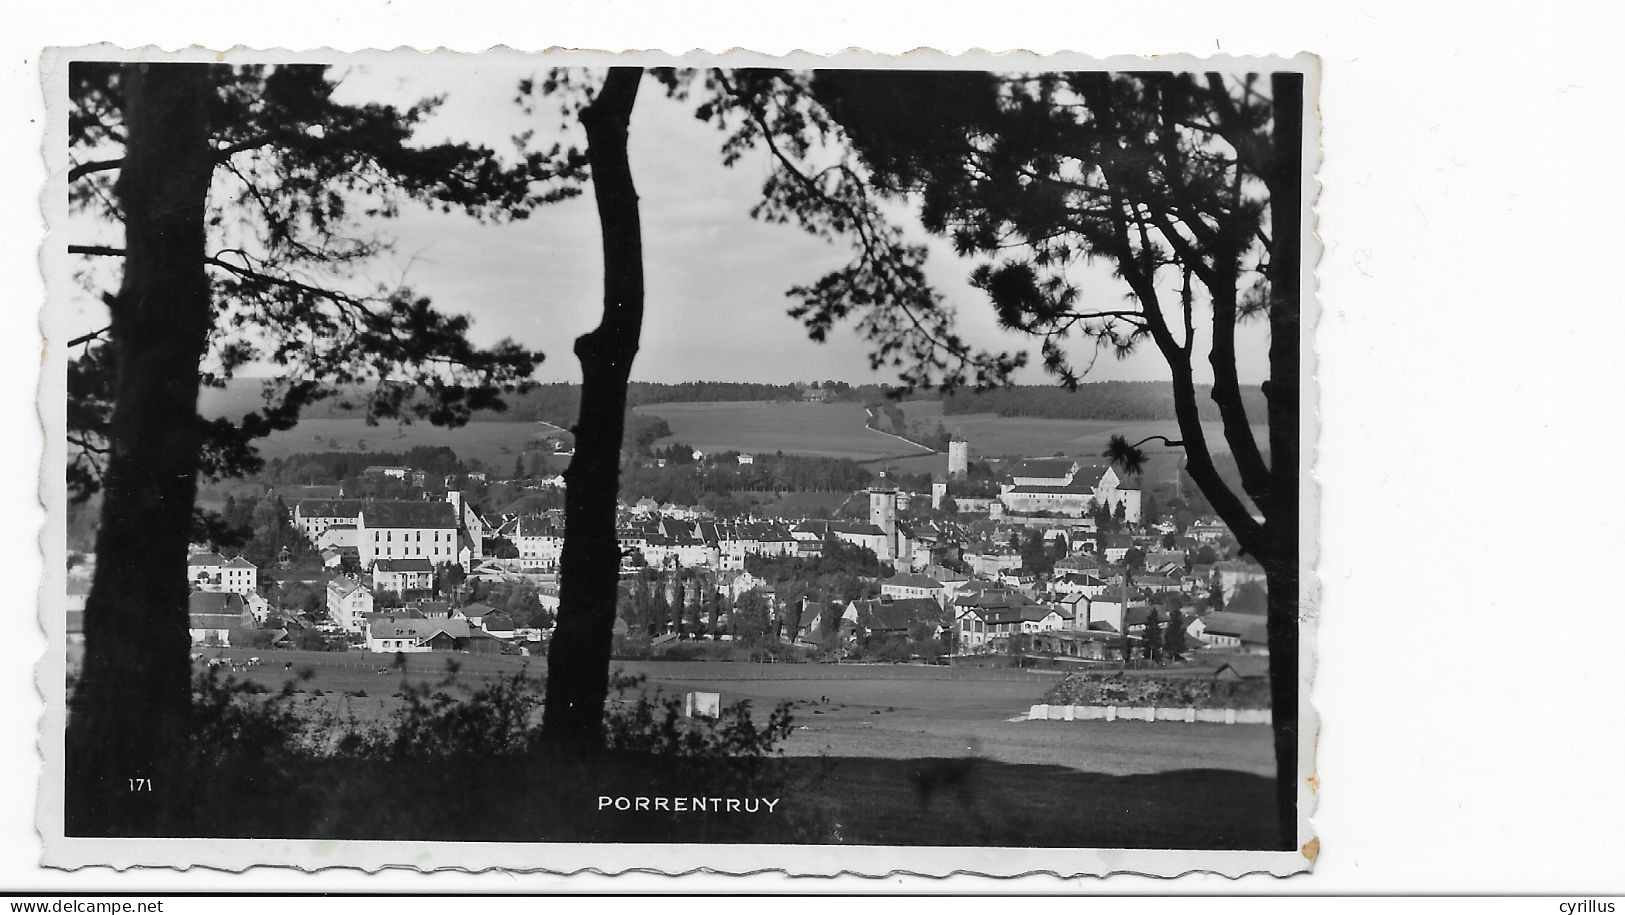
[36,44,1321,878]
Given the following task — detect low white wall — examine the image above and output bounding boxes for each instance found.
[1028,704,1272,725]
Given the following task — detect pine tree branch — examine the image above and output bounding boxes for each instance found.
[67,158,123,182]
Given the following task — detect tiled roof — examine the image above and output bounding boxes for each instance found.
[1009,458,1077,480]
[1005,481,1093,495]
[188,592,246,614]
[1200,611,1269,637]
[361,501,457,530]
[883,573,944,590]
[296,500,366,519]
[374,558,435,573]
[367,617,470,641]
[188,613,244,629]
[977,605,1059,625]
[850,597,943,632]
[327,575,367,597]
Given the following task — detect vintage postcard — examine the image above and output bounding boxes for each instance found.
[37,46,1319,877]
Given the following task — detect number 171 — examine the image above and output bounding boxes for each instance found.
[128,778,152,791]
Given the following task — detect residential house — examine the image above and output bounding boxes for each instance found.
[848,597,946,643]
[513,515,565,571]
[964,604,1072,653]
[186,552,224,588]
[364,615,472,653]
[783,599,825,646]
[372,557,435,595]
[477,610,518,639]
[880,572,950,606]
[1196,611,1269,655]
[220,556,257,596]
[325,575,374,634]
[953,586,1051,652]
[457,602,499,626]
[187,592,253,646]
[1051,572,1110,599]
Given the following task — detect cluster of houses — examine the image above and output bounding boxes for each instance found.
[184,551,283,647]
[351,600,538,655]
[608,481,965,575]
[753,548,1270,661]
[163,435,1255,661]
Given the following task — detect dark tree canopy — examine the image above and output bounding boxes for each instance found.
[671,66,1305,849]
[67,62,588,501]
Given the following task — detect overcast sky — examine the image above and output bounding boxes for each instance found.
[72,60,1273,387]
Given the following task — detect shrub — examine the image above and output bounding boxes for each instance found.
[151,660,807,841]
[602,671,794,759]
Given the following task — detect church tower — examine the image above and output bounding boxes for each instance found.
[868,473,898,562]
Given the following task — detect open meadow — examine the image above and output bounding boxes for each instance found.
[98,647,1277,846]
[189,648,1272,779]
[209,404,1261,498]
[887,399,1268,490]
[244,417,563,474]
[634,401,933,461]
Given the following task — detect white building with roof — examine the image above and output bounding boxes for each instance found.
[357,501,459,568]
[513,516,564,571]
[187,552,257,596]
[372,558,436,595]
[325,575,375,633]
[998,462,1143,523]
[880,572,950,606]
[220,556,257,596]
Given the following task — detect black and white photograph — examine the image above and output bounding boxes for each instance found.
[39,49,1316,874]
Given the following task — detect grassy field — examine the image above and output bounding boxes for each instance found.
[635,401,934,461]
[220,404,1261,498]
[247,417,560,473]
[189,648,1272,779]
[73,647,1277,847]
[886,400,1268,490]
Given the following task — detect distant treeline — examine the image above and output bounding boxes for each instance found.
[482,381,910,423]
[940,381,1267,422]
[199,379,899,425]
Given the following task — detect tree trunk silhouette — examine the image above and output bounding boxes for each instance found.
[541,67,644,748]
[65,63,216,835]
[1262,71,1304,851]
